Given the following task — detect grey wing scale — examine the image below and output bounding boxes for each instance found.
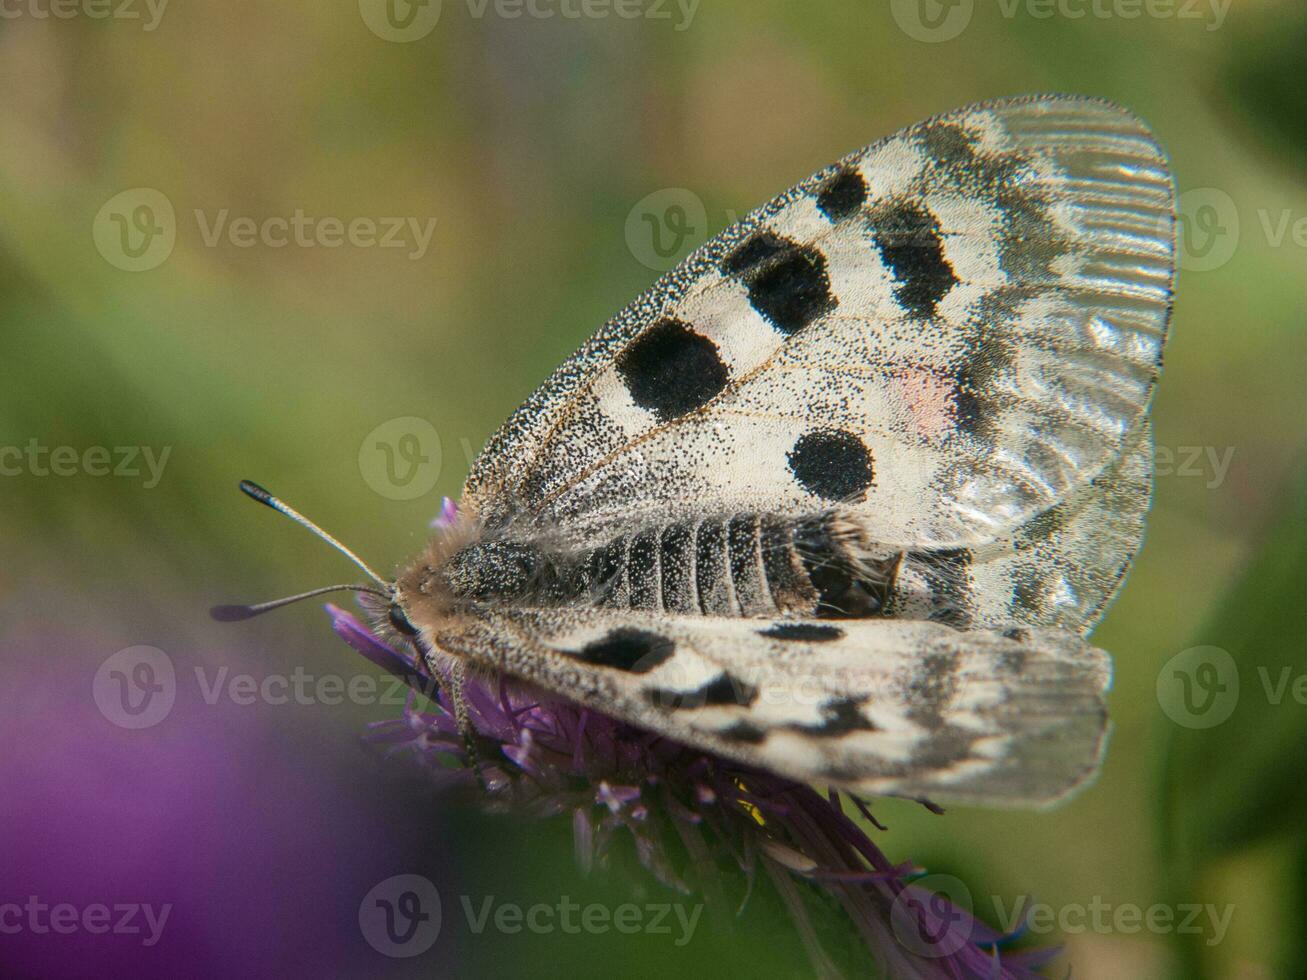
[434,609,1112,809]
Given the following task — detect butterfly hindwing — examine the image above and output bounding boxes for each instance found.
[433,609,1112,808]
[894,417,1154,634]
[463,95,1174,559]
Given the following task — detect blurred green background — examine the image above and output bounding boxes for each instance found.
[4,1,1307,977]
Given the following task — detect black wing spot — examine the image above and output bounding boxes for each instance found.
[1012,571,1047,619]
[904,651,959,728]
[615,318,729,422]
[948,326,1013,444]
[996,185,1063,280]
[787,697,877,737]
[951,362,986,437]
[815,166,867,222]
[759,623,844,642]
[721,232,836,335]
[868,200,957,319]
[919,122,978,167]
[697,674,758,706]
[787,429,874,501]
[645,673,758,710]
[569,628,673,673]
[719,721,767,744]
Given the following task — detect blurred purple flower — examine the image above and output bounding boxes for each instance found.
[328,603,1058,979]
[0,613,458,980]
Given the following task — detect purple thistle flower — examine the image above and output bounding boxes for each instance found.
[327,602,1059,979]
[430,496,460,530]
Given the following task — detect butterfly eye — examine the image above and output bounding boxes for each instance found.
[388,604,419,637]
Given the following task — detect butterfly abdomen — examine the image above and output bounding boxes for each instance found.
[433,512,900,620]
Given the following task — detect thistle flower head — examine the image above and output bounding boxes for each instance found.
[328,601,1056,978]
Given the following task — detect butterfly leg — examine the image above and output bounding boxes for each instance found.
[447,656,489,792]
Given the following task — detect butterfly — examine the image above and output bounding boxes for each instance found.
[221,95,1174,809]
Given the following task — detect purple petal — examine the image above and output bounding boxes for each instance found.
[431,496,459,529]
[325,604,426,689]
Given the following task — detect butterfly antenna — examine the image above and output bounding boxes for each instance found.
[211,584,390,622]
[236,479,390,587]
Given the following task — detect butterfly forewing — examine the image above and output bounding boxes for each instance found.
[463,96,1173,557]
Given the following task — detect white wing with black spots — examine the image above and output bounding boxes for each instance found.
[430,609,1112,808]
[463,95,1174,554]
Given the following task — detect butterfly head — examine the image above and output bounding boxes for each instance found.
[391,509,526,637]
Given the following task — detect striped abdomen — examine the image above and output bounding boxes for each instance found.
[580,513,896,619]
